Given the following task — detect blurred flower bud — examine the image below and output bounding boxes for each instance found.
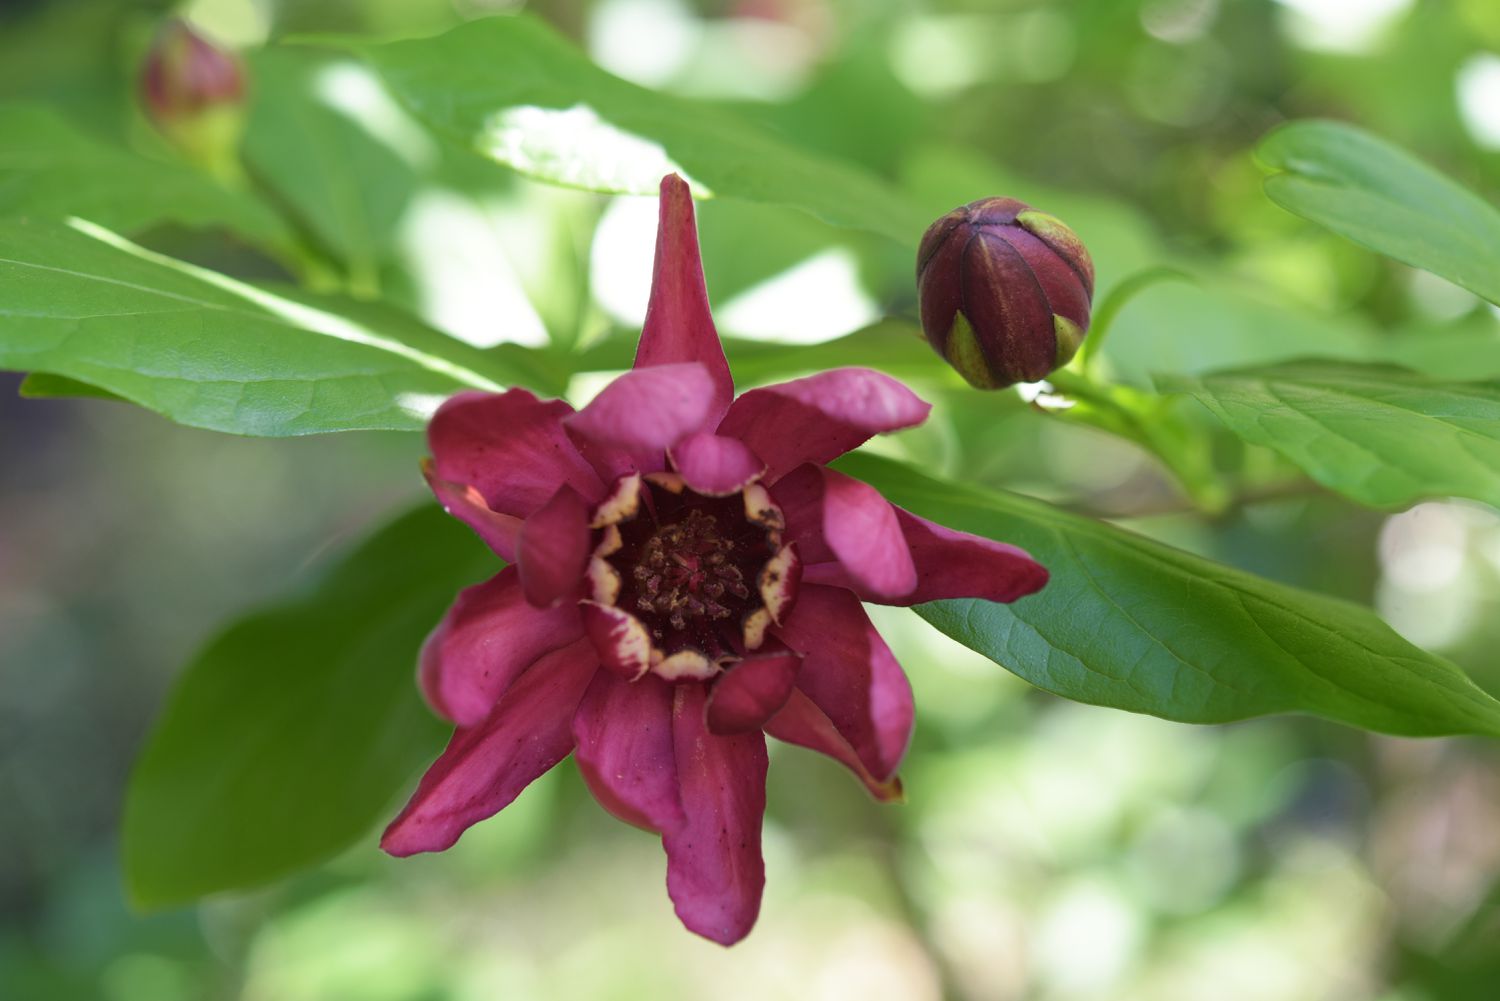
[917,197,1095,389]
[139,18,246,171]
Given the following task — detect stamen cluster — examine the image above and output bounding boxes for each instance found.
[632,509,748,626]
[584,472,796,681]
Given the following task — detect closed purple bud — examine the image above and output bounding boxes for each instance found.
[916,197,1095,389]
[140,18,244,127]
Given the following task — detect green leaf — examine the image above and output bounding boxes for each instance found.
[18,371,122,401]
[1110,278,1373,384]
[343,15,926,243]
[242,49,420,285]
[838,452,1500,738]
[725,321,946,387]
[1165,360,1500,510]
[1259,120,1500,305]
[0,102,292,250]
[1377,313,1500,380]
[1073,266,1192,371]
[0,217,517,435]
[123,503,494,908]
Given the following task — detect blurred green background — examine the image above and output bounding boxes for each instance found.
[5,0,1500,998]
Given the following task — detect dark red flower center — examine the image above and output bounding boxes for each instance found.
[604,482,777,666]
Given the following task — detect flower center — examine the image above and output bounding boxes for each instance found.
[605,483,777,666]
[632,508,751,630]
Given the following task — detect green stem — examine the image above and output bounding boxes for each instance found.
[345,254,383,300]
[1047,370,1230,515]
[1074,265,1192,376]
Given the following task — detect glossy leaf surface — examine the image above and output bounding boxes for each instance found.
[840,453,1500,738]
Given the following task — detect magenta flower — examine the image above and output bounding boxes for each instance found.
[384,175,1048,945]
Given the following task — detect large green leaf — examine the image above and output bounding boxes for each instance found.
[123,504,494,908]
[1259,120,1500,305]
[0,102,292,250]
[242,49,420,281]
[1165,361,1500,509]
[838,453,1500,738]
[0,218,515,435]
[344,15,926,243]
[18,371,124,401]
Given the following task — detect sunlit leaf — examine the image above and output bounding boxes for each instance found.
[840,452,1500,738]
[243,49,422,282]
[1259,120,1500,305]
[0,218,517,435]
[344,15,926,243]
[1166,360,1500,509]
[123,504,493,908]
[0,101,292,250]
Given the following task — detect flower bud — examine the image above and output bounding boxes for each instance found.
[916,197,1094,389]
[139,19,246,169]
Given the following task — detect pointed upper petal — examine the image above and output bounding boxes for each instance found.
[383,639,597,856]
[773,584,914,782]
[716,368,931,482]
[517,483,591,608]
[774,463,917,601]
[428,389,604,519]
[705,647,802,735]
[420,567,585,727]
[765,689,903,803]
[664,684,768,946]
[669,432,766,496]
[634,174,734,422]
[564,363,717,455]
[422,458,523,562]
[573,671,684,833]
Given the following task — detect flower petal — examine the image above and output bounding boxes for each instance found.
[654,648,719,681]
[580,601,653,680]
[664,684,768,946]
[420,567,585,727]
[773,584,913,782]
[757,544,800,626]
[565,363,717,455]
[716,368,931,483]
[668,432,766,496]
[963,230,1056,381]
[569,430,646,485]
[422,458,522,562]
[774,464,917,601]
[1002,227,1092,331]
[765,689,903,803]
[807,506,1049,605]
[705,648,802,735]
[383,639,597,856]
[429,389,603,518]
[572,671,684,833]
[517,484,591,608]
[591,473,643,528]
[634,174,735,422]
